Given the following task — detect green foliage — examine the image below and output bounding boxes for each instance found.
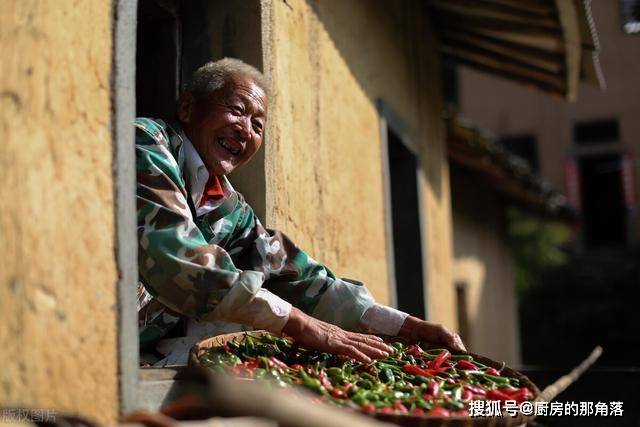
[506,208,570,293]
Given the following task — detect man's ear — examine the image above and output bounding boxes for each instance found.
[177,91,195,123]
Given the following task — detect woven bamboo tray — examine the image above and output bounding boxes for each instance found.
[189,331,540,427]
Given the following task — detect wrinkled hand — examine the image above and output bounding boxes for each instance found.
[282,307,392,363]
[399,315,466,352]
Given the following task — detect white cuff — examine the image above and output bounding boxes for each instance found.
[210,286,292,333]
[359,303,408,336]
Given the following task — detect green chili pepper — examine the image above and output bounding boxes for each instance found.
[444,399,465,410]
[415,399,433,411]
[450,354,473,361]
[391,342,404,352]
[480,373,511,385]
[363,391,380,402]
[451,385,463,401]
[355,379,374,389]
[351,392,369,406]
[360,372,377,382]
[379,367,395,384]
[327,367,343,377]
[300,370,325,393]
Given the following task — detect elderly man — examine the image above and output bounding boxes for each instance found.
[136,58,465,365]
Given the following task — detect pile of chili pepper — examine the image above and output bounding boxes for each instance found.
[198,333,534,417]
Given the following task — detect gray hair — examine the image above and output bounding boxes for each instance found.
[184,58,268,100]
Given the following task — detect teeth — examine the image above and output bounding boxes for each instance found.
[218,138,240,155]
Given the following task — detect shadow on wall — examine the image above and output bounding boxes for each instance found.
[306,0,447,201]
[450,167,521,365]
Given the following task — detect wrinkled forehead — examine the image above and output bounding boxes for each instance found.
[217,75,268,113]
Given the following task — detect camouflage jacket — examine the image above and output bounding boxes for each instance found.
[135,118,392,348]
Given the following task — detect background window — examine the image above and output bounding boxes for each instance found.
[574,120,619,145]
[620,0,640,34]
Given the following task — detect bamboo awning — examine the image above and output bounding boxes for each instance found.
[446,110,577,220]
[429,0,605,101]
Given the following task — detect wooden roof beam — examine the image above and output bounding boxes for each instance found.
[430,7,562,36]
[439,29,565,73]
[446,0,557,19]
[441,51,567,96]
[430,0,558,28]
[439,44,566,88]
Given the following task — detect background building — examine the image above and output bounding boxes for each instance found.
[459,0,640,250]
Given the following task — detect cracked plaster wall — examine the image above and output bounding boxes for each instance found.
[0,1,118,422]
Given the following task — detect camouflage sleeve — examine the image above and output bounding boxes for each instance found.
[136,133,286,330]
[136,121,376,332]
[225,201,377,331]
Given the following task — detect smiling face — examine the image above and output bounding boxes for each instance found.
[178,75,267,176]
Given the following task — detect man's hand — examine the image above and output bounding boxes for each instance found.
[282,307,392,363]
[398,315,466,352]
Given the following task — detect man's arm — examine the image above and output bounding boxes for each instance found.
[136,132,392,360]
[229,206,465,352]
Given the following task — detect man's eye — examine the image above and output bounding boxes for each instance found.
[231,106,243,115]
[252,121,263,133]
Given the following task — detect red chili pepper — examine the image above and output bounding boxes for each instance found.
[486,389,512,401]
[379,407,395,414]
[461,390,473,401]
[464,385,486,396]
[319,370,333,390]
[455,360,478,370]
[361,403,376,413]
[485,367,501,376]
[393,401,409,413]
[245,359,260,369]
[502,387,533,404]
[330,388,346,399]
[406,344,423,358]
[411,407,425,415]
[268,356,288,370]
[427,379,440,396]
[290,364,303,370]
[403,365,437,377]
[221,343,231,351]
[230,359,260,375]
[429,350,451,370]
[428,407,451,417]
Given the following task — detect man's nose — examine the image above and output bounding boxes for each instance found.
[237,117,252,141]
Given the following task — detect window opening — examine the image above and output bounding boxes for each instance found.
[574,120,619,146]
[579,154,626,247]
[387,127,426,319]
[136,0,181,119]
[572,119,627,247]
